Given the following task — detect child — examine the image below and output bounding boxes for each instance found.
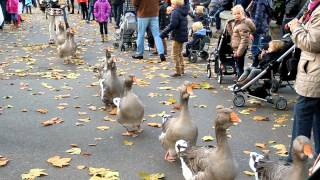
[159,0,172,55]
[236,40,285,86]
[183,21,207,57]
[160,0,188,77]
[24,0,31,13]
[226,4,255,77]
[6,0,19,28]
[94,0,111,42]
[192,5,209,26]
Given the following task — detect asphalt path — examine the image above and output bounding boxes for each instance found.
[0,9,297,180]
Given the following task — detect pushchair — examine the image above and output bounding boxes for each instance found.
[206,22,236,84]
[188,34,211,63]
[113,0,137,51]
[232,43,298,110]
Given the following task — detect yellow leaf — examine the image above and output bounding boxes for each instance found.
[147,122,162,128]
[123,140,134,146]
[243,150,251,155]
[148,92,161,97]
[88,167,120,180]
[0,156,9,166]
[200,82,213,89]
[77,165,86,170]
[239,108,256,115]
[66,148,81,155]
[88,106,97,111]
[109,107,117,115]
[253,115,269,121]
[158,86,173,90]
[157,111,166,117]
[148,114,157,118]
[243,170,255,176]
[21,169,48,180]
[47,156,71,168]
[159,73,170,78]
[96,126,110,131]
[36,108,48,114]
[138,171,165,180]
[202,135,214,142]
[78,112,88,116]
[255,143,267,149]
[41,117,64,126]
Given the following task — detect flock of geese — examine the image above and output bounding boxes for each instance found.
[91,49,317,180]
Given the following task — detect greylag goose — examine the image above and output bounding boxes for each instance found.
[159,82,198,162]
[249,135,314,180]
[56,22,66,46]
[57,28,77,64]
[99,54,123,106]
[175,105,240,180]
[113,75,144,136]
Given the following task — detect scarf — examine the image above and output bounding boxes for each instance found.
[303,0,320,23]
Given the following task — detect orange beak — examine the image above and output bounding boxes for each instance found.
[230,112,241,123]
[132,76,138,83]
[186,85,193,95]
[303,144,314,159]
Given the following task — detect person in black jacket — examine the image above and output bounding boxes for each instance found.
[160,0,188,77]
[111,0,124,28]
[236,40,284,86]
[213,0,233,33]
[282,0,307,33]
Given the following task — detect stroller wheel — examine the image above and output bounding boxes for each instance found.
[206,64,212,78]
[275,97,287,110]
[189,53,198,63]
[233,94,245,107]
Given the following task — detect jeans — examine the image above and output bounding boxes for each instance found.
[214,7,224,30]
[237,66,262,85]
[113,4,123,27]
[87,5,94,21]
[136,17,164,56]
[287,96,320,162]
[251,33,270,67]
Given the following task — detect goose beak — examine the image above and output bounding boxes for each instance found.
[230,112,241,123]
[186,85,193,95]
[132,76,138,83]
[303,144,314,159]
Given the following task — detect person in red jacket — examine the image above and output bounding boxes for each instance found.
[79,0,88,19]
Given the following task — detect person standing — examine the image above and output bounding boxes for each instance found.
[94,0,111,42]
[87,0,97,22]
[6,0,19,28]
[247,0,272,67]
[282,0,307,33]
[111,0,123,29]
[131,0,166,62]
[285,0,320,163]
[160,0,188,76]
[227,5,255,77]
[79,0,88,19]
[68,0,75,14]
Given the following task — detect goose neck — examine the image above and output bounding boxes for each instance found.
[215,126,228,148]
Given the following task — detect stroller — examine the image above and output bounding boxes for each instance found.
[206,21,236,84]
[113,0,137,51]
[232,37,299,110]
[188,33,211,63]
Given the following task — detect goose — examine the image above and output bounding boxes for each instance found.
[159,82,198,162]
[249,135,314,180]
[57,28,77,64]
[56,22,66,46]
[113,75,144,136]
[99,54,123,106]
[175,105,240,180]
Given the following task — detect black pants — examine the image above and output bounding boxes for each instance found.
[99,22,108,35]
[68,0,75,13]
[112,4,122,27]
[80,2,88,20]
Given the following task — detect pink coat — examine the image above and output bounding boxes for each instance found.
[6,0,19,14]
[94,0,111,23]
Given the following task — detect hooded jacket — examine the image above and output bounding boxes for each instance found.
[94,0,111,23]
[6,0,18,14]
[160,5,189,42]
[188,28,206,47]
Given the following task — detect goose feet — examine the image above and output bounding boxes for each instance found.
[164,151,176,162]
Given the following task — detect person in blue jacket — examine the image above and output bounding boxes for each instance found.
[183,21,207,57]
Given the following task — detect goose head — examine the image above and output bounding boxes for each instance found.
[177,82,193,104]
[106,57,117,72]
[292,135,313,161]
[124,75,137,92]
[175,139,188,155]
[105,48,111,60]
[215,105,240,130]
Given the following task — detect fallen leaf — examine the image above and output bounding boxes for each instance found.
[255,143,267,149]
[88,167,120,180]
[243,170,255,176]
[88,106,97,111]
[77,165,86,170]
[200,82,213,89]
[123,140,134,146]
[78,117,91,123]
[138,171,165,180]
[202,135,214,142]
[21,169,48,180]
[109,108,117,115]
[148,114,157,118]
[36,108,48,114]
[147,122,161,128]
[103,116,115,122]
[243,150,251,155]
[96,126,110,131]
[253,115,269,121]
[78,112,88,116]
[0,156,9,166]
[21,109,28,112]
[271,144,288,156]
[66,148,81,155]
[47,156,71,168]
[41,117,64,126]
[70,144,78,147]
[239,108,256,115]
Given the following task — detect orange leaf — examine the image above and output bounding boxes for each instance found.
[109,107,117,115]
[255,143,267,149]
[41,117,64,126]
[147,122,162,128]
[0,156,9,167]
[36,108,48,114]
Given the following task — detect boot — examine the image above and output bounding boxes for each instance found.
[104,34,108,41]
[101,34,104,42]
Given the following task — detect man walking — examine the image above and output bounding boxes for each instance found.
[131,0,166,63]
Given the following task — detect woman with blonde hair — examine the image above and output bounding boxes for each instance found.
[227,4,255,77]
